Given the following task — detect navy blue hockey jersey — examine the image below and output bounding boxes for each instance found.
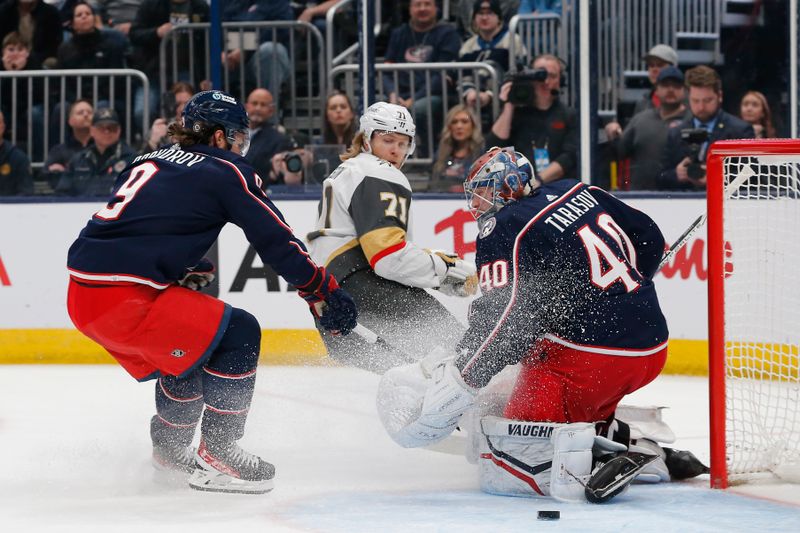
[456,179,669,388]
[67,144,322,291]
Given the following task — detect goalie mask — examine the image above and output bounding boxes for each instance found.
[359,102,416,164]
[182,90,251,156]
[464,147,536,221]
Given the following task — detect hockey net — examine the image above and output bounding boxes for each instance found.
[707,140,800,488]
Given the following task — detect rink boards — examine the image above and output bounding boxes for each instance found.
[0,195,713,374]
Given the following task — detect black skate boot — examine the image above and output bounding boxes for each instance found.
[188,439,275,494]
[663,447,710,480]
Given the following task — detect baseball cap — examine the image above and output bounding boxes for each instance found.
[656,65,684,84]
[643,44,678,66]
[92,107,120,126]
[473,0,502,18]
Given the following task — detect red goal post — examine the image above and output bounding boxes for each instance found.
[707,139,800,489]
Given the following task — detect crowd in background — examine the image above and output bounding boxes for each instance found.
[0,0,785,197]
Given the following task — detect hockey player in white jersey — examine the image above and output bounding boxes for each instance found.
[307,102,477,372]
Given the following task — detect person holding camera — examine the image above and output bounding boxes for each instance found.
[458,0,525,113]
[486,53,577,183]
[658,65,754,191]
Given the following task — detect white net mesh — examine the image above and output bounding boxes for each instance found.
[722,155,800,482]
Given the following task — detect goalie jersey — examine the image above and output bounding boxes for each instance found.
[67,144,324,291]
[307,152,441,287]
[456,179,669,388]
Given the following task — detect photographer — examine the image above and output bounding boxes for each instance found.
[659,65,754,190]
[243,88,297,184]
[486,53,577,183]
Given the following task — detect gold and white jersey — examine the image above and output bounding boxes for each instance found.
[306,152,441,288]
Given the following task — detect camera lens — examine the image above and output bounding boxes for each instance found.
[284,153,303,173]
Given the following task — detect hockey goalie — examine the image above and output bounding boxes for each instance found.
[376,147,707,503]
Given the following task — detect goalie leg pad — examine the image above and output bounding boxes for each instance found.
[477,416,595,502]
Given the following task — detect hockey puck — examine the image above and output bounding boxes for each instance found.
[537,510,560,521]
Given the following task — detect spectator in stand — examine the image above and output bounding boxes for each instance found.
[613,66,689,191]
[57,2,127,104]
[322,90,357,147]
[140,81,195,153]
[56,107,136,196]
[604,44,678,139]
[486,53,577,182]
[243,87,301,186]
[295,0,355,54]
[0,110,32,195]
[429,104,483,193]
[0,0,62,67]
[383,0,462,156]
[739,90,776,139]
[89,0,139,35]
[45,98,93,174]
[0,31,44,158]
[296,0,339,30]
[458,0,525,118]
[222,0,293,113]
[129,0,209,130]
[659,65,755,191]
[453,0,518,38]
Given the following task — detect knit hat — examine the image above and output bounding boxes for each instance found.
[473,0,502,19]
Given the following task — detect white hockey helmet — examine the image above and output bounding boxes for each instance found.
[359,102,416,160]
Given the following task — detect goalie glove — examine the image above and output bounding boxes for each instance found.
[429,251,478,298]
[179,258,215,290]
[297,268,358,335]
[378,357,476,448]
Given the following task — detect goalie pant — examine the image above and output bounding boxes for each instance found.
[456,179,669,423]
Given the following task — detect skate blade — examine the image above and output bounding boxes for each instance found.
[188,469,274,495]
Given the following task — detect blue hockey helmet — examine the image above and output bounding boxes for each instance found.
[464,146,536,221]
[182,90,251,155]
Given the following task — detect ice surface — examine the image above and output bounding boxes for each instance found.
[1,366,798,532]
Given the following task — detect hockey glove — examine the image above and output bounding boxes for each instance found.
[179,258,215,290]
[298,270,358,335]
[430,251,478,298]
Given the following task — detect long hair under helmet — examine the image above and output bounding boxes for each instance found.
[464,146,537,222]
[359,102,416,165]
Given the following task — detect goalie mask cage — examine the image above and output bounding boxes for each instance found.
[707,139,800,489]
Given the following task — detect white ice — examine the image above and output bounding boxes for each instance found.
[1,365,799,532]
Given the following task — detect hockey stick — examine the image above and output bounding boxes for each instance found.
[353,322,393,350]
[656,164,756,272]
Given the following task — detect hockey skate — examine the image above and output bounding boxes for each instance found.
[152,444,196,474]
[188,439,275,494]
[585,452,659,503]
